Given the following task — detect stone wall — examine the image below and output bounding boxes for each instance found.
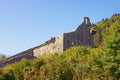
[0,53,35,67]
[33,43,55,56]
[33,34,64,57]
[0,45,37,67]
[33,17,94,57]
[54,34,64,53]
[63,17,94,51]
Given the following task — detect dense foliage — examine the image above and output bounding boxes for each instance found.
[0,55,6,61]
[0,14,120,80]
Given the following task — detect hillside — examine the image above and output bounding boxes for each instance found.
[0,53,5,57]
[0,54,6,61]
[0,14,120,80]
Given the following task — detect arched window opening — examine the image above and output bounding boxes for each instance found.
[85,18,88,24]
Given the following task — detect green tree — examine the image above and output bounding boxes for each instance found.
[13,58,32,80]
[0,55,6,61]
[103,22,120,79]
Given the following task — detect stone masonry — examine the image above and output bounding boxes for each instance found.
[33,17,94,57]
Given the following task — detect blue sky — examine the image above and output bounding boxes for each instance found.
[0,0,120,56]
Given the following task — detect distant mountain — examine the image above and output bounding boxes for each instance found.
[0,53,6,61]
[0,53,3,57]
[0,53,9,58]
[0,53,6,57]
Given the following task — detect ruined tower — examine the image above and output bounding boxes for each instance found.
[33,17,94,56]
[63,17,93,51]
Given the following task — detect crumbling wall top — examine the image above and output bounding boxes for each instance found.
[82,17,91,25]
[76,17,91,31]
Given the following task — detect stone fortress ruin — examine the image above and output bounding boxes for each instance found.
[0,17,95,67]
[34,17,94,56]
